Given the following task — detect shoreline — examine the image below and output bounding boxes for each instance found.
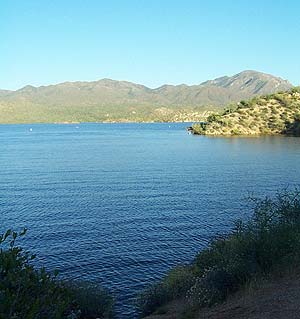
[0,120,194,125]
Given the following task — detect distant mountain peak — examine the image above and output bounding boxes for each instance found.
[200,70,291,95]
[18,85,37,92]
[0,70,293,124]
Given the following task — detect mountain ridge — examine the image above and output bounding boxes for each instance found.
[4,70,292,92]
[0,70,293,123]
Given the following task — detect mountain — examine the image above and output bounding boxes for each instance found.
[0,71,293,123]
[152,70,292,106]
[192,87,300,136]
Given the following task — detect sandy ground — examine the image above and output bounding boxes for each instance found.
[145,272,300,319]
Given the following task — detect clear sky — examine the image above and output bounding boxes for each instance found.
[1,0,300,90]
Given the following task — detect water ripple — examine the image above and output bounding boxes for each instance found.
[1,123,300,318]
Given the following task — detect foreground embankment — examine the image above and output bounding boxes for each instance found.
[139,190,300,319]
[2,189,300,319]
[145,270,300,319]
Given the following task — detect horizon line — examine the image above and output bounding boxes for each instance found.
[1,69,295,92]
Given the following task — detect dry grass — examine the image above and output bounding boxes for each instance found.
[145,269,300,319]
[193,89,300,136]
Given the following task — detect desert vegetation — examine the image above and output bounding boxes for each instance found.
[0,229,114,319]
[192,87,300,136]
[2,193,300,319]
[0,71,291,124]
[138,189,300,318]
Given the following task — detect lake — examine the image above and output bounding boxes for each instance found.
[1,123,300,317]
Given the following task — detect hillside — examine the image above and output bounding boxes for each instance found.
[139,191,300,319]
[145,272,300,319]
[192,87,300,136]
[0,71,292,123]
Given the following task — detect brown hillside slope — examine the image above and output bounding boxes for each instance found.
[0,71,292,123]
[192,88,300,136]
[146,272,300,319]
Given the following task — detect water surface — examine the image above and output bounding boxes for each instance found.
[1,123,300,317]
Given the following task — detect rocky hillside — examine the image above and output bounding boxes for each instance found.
[192,88,300,136]
[155,70,291,107]
[0,71,292,123]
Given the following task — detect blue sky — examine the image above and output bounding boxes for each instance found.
[1,0,300,90]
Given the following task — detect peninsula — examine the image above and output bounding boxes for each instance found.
[192,87,300,136]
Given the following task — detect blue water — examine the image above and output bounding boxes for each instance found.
[1,123,300,317]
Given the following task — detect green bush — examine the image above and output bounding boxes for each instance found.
[0,229,72,319]
[207,113,221,123]
[190,190,300,306]
[139,190,300,317]
[273,94,290,108]
[294,113,300,121]
[291,87,300,94]
[187,269,236,307]
[239,100,249,108]
[0,229,114,319]
[231,128,242,135]
[137,266,195,317]
[284,117,300,136]
[66,281,114,319]
[222,104,237,116]
[192,123,207,135]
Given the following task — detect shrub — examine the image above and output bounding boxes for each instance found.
[273,94,290,108]
[222,104,237,116]
[139,190,300,316]
[190,190,300,305]
[224,119,233,128]
[239,100,249,108]
[0,229,114,319]
[291,87,300,94]
[284,117,300,136]
[187,269,236,307]
[192,123,207,135]
[207,113,221,123]
[295,113,300,121]
[0,229,73,319]
[66,281,114,319]
[231,128,242,135]
[137,266,195,317]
